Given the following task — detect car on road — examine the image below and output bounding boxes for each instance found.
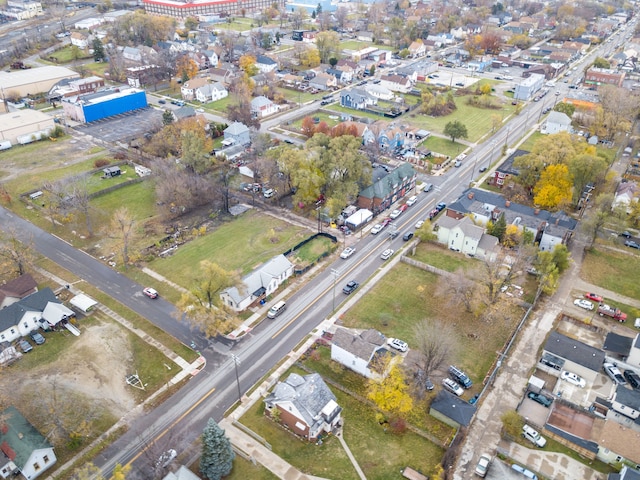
[370,224,384,235]
[522,424,547,448]
[389,230,399,239]
[415,220,424,229]
[389,209,402,219]
[29,331,45,345]
[387,337,408,352]
[625,240,640,249]
[158,99,166,104]
[585,293,603,303]
[143,287,158,299]
[380,248,394,260]
[573,298,594,310]
[403,232,414,241]
[406,195,418,206]
[340,247,356,259]
[381,217,392,227]
[478,166,488,173]
[156,449,177,469]
[624,369,640,389]
[442,378,464,396]
[474,454,492,478]
[18,339,32,353]
[527,391,553,407]
[604,363,626,385]
[342,280,359,295]
[561,370,586,387]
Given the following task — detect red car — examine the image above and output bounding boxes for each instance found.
[585,293,603,303]
[399,204,408,212]
[381,217,392,227]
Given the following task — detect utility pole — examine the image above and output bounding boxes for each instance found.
[331,268,339,312]
[231,354,242,403]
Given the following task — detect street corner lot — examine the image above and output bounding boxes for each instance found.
[74,108,163,144]
[431,71,481,89]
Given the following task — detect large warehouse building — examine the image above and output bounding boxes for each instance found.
[142,0,284,19]
[62,87,148,123]
[0,66,79,99]
[0,109,55,145]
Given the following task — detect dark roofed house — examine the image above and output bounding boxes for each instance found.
[331,328,390,379]
[0,274,38,309]
[610,385,640,421]
[540,331,605,383]
[0,406,57,479]
[492,149,528,187]
[357,163,416,214]
[603,332,634,359]
[429,390,476,428]
[608,466,640,480]
[264,373,342,441]
[340,88,377,110]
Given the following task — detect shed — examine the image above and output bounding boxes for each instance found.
[103,166,121,177]
[402,466,428,480]
[528,375,545,391]
[345,209,373,231]
[70,294,98,313]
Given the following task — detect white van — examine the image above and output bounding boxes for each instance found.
[267,301,286,319]
[522,424,546,448]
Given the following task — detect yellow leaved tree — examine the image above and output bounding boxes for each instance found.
[367,362,413,415]
[533,164,573,211]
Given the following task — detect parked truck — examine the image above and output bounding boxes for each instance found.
[597,304,627,322]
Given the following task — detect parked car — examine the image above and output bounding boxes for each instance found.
[625,240,640,249]
[143,287,158,299]
[387,337,408,352]
[603,363,626,385]
[380,249,394,260]
[522,424,547,448]
[573,299,594,311]
[18,339,32,353]
[370,224,384,235]
[474,454,492,478]
[403,232,414,241]
[442,378,464,396]
[399,204,408,213]
[415,220,424,229]
[342,280,359,295]
[527,391,552,407]
[389,209,402,219]
[340,247,356,259]
[561,370,586,387]
[436,202,446,212]
[512,464,538,479]
[585,293,603,303]
[428,208,440,219]
[381,217,392,227]
[156,449,177,469]
[158,99,166,104]
[29,331,45,345]
[478,166,488,173]
[406,195,418,206]
[620,231,632,238]
[624,369,640,389]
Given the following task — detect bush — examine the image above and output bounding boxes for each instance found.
[94,158,111,168]
[50,125,65,138]
[388,416,407,434]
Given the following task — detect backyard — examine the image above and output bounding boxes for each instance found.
[580,247,640,301]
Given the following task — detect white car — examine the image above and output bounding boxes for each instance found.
[156,449,177,468]
[474,454,492,478]
[389,209,402,219]
[370,224,384,235]
[415,220,424,229]
[603,362,626,385]
[573,299,594,311]
[340,247,356,259]
[406,195,418,206]
[561,370,586,388]
[387,337,408,352]
[380,248,394,260]
[522,424,546,448]
[442,378,464,396]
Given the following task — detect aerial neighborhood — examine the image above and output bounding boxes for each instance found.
[1,0,640,479]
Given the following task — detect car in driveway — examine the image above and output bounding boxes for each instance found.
[370,224,384,235]
[18,339,32,353]
[340,247,356,259]
[442,378,464,396]
[585,293,603,303]
[604,363,626,385]
[624,369,640,389]
[625,240,640,249]
[29,331,45,345]
[143,287,158,299]
[380,248,394,260]
[522,424,546,448]
[620,231,632,238]
[573,298,594,310]
[474,454,491,477]
[389,209,402,219]
[342,280,359,295]
[527,391,552,407]
[387,337,408,352]
[561,370,586,387]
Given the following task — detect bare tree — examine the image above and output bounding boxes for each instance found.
[104,207,138,269]
[67,177,93,237]
[440,269,478,314]
[411,319,457,380]
[0,228,34,277]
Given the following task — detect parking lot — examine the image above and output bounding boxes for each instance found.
[74,107,163,144]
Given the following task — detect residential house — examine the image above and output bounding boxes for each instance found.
[331,328,390,379]
[446,189,577,251]
[408,39,427,58]
[364,83,393,101]
[125,65,161,89]
[189,51,210,70]
[208,67,235,86]
[340,88,377,110]
[256,55,278,73]
[584,67,625,87]
[263,373,342,441]
[541,111,572,135]
[69,32,89,50]
[326,68,352,84]
[220,254,293,311]
[163,465,202,480]
[514,73,545,101]
[0,274,38,309]
[492,149,527,187]
[357,163,416,214]
[380,74,412,93]
[250,95,278,118]
[356,31,374,42]
[0,406,57,479]
[122,46,142,63]
[309,72,337,91]
[608,466,640,480]
[434,216,498,260]
[202,49,219,69]
[367,123,405,151]
[336,60,361,79]
[429,391,476,428]
[539,331,605,385]
[610,384,640,421]
[394,66,418,84]
[181,77,209,101]
[172,106,196,121]
[613,182,638,213]
[595,420,640,467]
[223,122,251,146]
[195,82,227,103]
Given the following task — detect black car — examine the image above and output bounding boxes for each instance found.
[527,391,553,407]
[30,331,45,345]
[625,240,640,249]
[403,232,414,241]
[478,166,488,173]
[158,99,166,104]
[436,202,446,212]
[620,231,632,238]
[342,280,359,295]
[624,370,640,389]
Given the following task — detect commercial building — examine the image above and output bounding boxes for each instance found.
[514,73,545,101]
[0,109,55,145]
[0,66,79,99]
[61,88,148,123]
[142,0,283,19]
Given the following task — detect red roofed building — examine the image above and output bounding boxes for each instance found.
[143,0,283,19]
[584,67,625,87]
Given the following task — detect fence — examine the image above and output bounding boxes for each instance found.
[284,232,338,276]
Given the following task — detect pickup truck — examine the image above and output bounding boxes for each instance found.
[597,304,627,322]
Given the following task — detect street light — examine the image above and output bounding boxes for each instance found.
[231,354,242,403]
[331,268,340,312]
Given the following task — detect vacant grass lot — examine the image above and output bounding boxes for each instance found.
[47,45,92,63]
[276,87,318,104]
[290,111,343,130]
[289,235,336,265]
[412,242,474,272]
[420,136,467,158]
[206,95,234,114]
[149,210,310,287]
[580,248,640,300]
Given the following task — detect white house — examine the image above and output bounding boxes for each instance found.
[364,84,394,100]
[408,39,427,58]
[255,55,278,73]
[331,328,391,379]
[0,273,37,309]
[195,82,227,103]
[434,216,498,260]
[250,95,278,118]
[379,74,413,93]
[220,254,293,311]
[181,77,209,100]
[613,181,638,214]
[541,111,572,134]
[69,32,90,50]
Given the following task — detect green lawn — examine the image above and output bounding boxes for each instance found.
[212,17,255,32]
[289,236,336,265]
[289,111,343,131]
[518,131,544,152]
[46,45,92,63]
[90,180,157,224]
[412,242,474,272]
[276,87,318,104]
[339,40,393,51]
[83,61,109,77]
[580,248,640,300]
[420,136,467,158]
[148,210,310,287]
[327,104,390,121]
[206,95,235,114]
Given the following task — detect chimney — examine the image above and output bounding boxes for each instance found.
[467,192,474,200]
[556,217,560,225]
[534,208,540,215]
[505,200,511,207]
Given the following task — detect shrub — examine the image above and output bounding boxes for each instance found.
[94,158,110,168]
[388,416,407,434]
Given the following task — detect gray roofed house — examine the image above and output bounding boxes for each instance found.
[611,384,640,420]
[492,148,528,186]
[626,334,640,368]
[331,328,390,378]
[255,55,278,73]
[541,331,605,383]
[429,390,476,428]
[173,106,196,121]
[541,111,572,135]
[0,406,57,479]
[264,373,342,441]
[223,121,251,146]
[434,215,498,260]
[340,88,377,110]
[0,288,62,343]
[447,188,577,251]
[250,95,278,118]
[608,466,640,480]
[602,332,634,358]
[219,254,293,312]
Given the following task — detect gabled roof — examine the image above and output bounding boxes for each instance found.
[0,406,53,470]
[430,390,476,426]
[256,55,277,65]
[547,111,571,126]
[603,332,634,356]
[251,95,272,108]
[496,149,529,175]
[0,274,37,304]
[543,331,605,372]
[0,287,59,332]
[182,77,209,90]
[223,254,293,304]
[359,163,416,200]
[614,384,640,411]
[224,121,249,135]
[595,419,640,465]
[332,327,386,361]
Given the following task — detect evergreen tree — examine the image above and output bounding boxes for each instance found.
[489,213,506,241]
[92,38,105,62]
[200,418,234,480]
[162,109,174,125]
